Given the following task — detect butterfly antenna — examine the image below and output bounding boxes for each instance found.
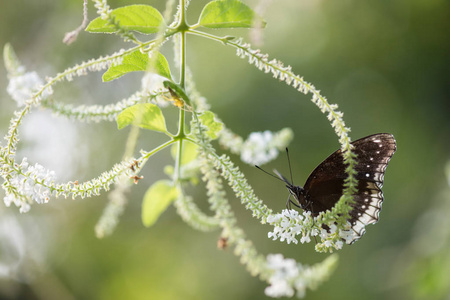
[255,165,286,183]
[285,148,294,186]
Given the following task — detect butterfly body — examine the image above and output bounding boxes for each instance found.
[276,133,396,243]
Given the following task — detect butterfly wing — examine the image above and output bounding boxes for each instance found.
[303,133,396,242]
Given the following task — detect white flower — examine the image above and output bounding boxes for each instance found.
[291,224,303,235]
[7,72,51,106]
[267,214,281,223]
[335,240,344,250]
[329,224,338,234]
[320,228,328,239]
[300,235,311,244]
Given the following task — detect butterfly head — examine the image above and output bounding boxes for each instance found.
[286,184,310,210]
[254,165,309,210]
[272,169,309,210]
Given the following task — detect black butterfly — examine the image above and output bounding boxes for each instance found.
[258,133,396,244]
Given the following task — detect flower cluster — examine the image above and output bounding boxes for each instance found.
[43,90,162,123]
[267,210,317,245]
[7,71,52,107]
[92,0,112,19]
[267,209,359,253]
[240,128,293,165]
[264,253,338,298]
[60,51,124,82]
[3,158,56,213]
[265,254,301,297]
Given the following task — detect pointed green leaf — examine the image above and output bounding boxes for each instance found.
[103,50,172,82]
[117,103,167,133]
[142,180,179,227]
[198,0,266,29]
[86,5,164,34]
[199,111,223,139]
[150,52,172,80]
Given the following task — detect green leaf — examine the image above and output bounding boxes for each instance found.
[103,50,172,82]
[117,103,167,133]
[150,52,172,80]
[198,0,266,29]
[142,180,179,227]
[199,111,223,139]
[86,5,164,34]
[170,140,199,165]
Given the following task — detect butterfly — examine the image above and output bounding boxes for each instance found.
[258,133,396,244]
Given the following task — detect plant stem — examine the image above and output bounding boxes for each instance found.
[174,0,187,182]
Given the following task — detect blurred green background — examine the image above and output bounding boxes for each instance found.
[1,0,449,299]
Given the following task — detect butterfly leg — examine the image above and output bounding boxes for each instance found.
[285,195,301,210]
[289,200,301,209]
[285,194,292,210]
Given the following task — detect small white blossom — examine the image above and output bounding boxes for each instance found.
[329,224,338,234]
[320,228,329,239]
[335,240,344,250]
[300,235,311,244]
[267,214,281,223]
[7,72,51,106]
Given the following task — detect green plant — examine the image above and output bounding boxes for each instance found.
[1,0,364,297]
